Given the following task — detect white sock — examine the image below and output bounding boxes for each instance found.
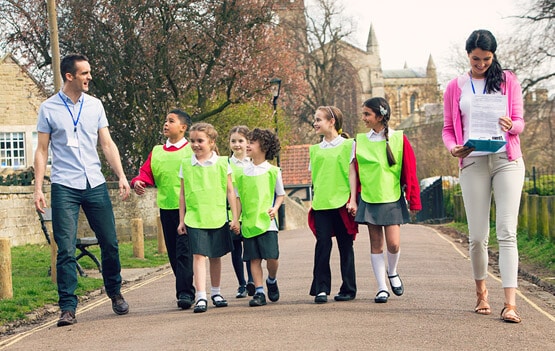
[196,291,207,304]
[387,251,402,287]
[371,253,388,292]
[211,286,224,301]
[317,292,326,296]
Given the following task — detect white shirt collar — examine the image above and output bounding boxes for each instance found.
[319,135,345,148]
[230,155,251,166]
[191,151,219,166]
[165,138,187,149]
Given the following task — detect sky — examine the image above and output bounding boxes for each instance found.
[307,0,525,81]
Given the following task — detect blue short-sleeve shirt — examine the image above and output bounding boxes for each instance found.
[37,90,109,189]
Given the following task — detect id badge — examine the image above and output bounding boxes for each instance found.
[67,137,79,148]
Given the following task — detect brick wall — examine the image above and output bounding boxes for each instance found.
[0,183,159,247]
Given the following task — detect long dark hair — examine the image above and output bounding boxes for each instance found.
[465,29,505,93]
[362,97,396,166]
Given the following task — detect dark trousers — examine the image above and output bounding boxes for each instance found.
[51,183,122,312]
[231,235,253,286]
[160,209,195,299]
[310,209,356,297]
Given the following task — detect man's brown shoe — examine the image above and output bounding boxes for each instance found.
[57,310,76,327]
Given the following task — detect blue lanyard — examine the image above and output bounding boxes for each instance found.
[58,92,84,132]
[469,73,487,94]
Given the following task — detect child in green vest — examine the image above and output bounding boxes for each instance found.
[228,126,255,298]
[308,106,358,304]
[234,128,285,307]
[347,97,421,304]
[131,109,195,310]
[177,122,240,313]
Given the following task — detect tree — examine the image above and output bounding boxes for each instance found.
[0,0,304,175]
[280,0,355,142]
[505,0,554,93]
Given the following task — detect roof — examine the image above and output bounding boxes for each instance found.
[280,144,311,187]
[383,68,426,79]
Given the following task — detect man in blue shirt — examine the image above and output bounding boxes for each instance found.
[34,54,131,327]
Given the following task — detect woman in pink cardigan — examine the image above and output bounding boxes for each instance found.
[442,29,525,323]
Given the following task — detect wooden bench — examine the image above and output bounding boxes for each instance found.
[37,208,102,277]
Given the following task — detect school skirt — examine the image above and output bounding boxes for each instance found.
[187,223,233,258]
[354,195,410,226]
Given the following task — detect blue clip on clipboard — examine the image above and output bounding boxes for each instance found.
[464,139,507,152]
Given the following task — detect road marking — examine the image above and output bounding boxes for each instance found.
[0,270,172,349]
[429,225,555,323]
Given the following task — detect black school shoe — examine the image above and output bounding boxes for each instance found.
[177,294,194,309]
[249,292,267,307]
[211,294,228,307]
[314,294,328,304]
[266,279,280,302]
[334,293,355,301]
[388,274,404,296]
[194,299,207,313]
[374,290,390,303]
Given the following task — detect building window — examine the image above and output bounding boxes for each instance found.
[0,132,26,168]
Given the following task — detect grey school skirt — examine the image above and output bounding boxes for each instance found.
[187,224,233,258]
[354,195,410,226]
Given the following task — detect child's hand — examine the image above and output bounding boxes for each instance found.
[229,220,240,234]
[268,207,278,221]
[177,222,187,235]
[346,200,357,217]
[133,180,146,195]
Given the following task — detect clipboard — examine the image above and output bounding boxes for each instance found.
[464,139,506,152]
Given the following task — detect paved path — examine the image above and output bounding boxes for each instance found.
[1,224,554,350]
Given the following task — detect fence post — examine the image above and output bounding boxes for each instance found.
[50,239,57,283]
[518,192,528,232]
[132,218,145,259]
[539,196,549,239]
[157,216,166,254]
[549,196,555,242]
[0,238,13,299]
[527,194,538,239]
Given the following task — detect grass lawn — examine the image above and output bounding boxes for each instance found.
[0,239,168,327]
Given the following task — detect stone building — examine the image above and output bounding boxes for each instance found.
[274,0,442,134]
[0,53,48,170]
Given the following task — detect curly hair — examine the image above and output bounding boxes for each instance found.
[248,128,281,160]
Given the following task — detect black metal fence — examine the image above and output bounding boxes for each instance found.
[524,166,555,195]
[414,166,555,224]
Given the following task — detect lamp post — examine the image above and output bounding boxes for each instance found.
[270,78,285,230]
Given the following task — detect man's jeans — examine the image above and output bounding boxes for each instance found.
[51,183,122,312]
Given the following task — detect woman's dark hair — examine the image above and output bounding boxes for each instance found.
[248,128,281,160]
[465,29,505,93]
[362,97,396,166]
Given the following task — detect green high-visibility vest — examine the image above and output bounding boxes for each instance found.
[355,131,403,204]
[151,145,192,209]
[310,139,353,210]
[235,166,279,238]
[181,156,229,228]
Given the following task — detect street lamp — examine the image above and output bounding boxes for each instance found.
[270,78,282,166]
[269,77,285,230]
